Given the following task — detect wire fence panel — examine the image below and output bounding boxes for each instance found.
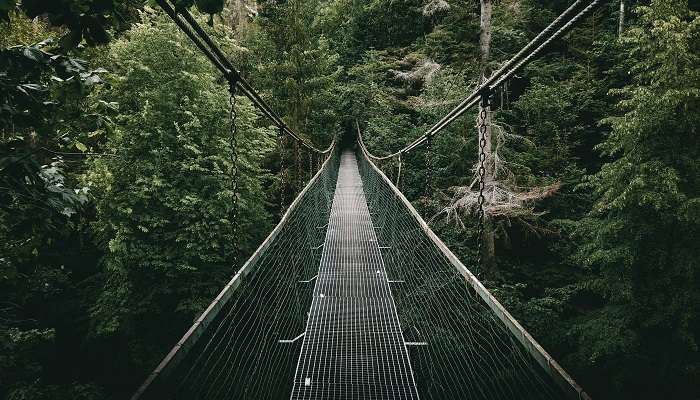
[134,148,340,400]
[134,143,589,400]
[357,148,584,400]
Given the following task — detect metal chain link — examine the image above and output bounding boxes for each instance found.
[308,150,313,183]
[278,128,286,212]
[295,139,301,192]
[476,92,489,274]
[425,135,433,196]
[228,81,240,266]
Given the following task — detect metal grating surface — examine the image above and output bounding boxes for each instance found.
[290,151,420,400]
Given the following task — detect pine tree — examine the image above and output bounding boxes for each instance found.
[576,1,700,396]
[87,12,275,373]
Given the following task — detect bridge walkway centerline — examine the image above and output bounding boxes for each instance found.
[289,150,420,400]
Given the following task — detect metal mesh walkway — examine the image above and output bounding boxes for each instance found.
[290,151,420,400]
[132,145,588,400]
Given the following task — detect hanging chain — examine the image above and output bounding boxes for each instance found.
[425,135,433,196]
[295,139,301,192]
[308,150,313,182]
[278,128,286,213]
[476,91,490,274]
[228,80,240,265]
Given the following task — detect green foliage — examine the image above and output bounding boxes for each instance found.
[86,11,274,376]
[1,0,699,398]
[1,13,108,398]
[195,0,224,15]
[329,0,700,397]
[254,0,342,143]
[572,2,700,396]
[1,0,141,48]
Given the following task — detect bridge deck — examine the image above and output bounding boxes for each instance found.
[290,151,420,400]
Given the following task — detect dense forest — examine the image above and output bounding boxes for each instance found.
[1,0,699,399]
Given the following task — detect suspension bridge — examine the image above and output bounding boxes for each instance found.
[131,0,607,399]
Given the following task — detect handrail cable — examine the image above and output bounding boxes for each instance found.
[356,127,591,400]
[362,0,606,160]
[155,0,332,154]
[130,141,337,400]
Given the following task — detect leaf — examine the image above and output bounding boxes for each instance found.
[98,100,119,111]
[59,28,83,49]
[22,46,46,63]
[84,74,104,86]
[195,0,224,15]
[74,141,88,152]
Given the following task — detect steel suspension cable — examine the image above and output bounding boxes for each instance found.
[356,135,590,400]
[362,0,608,161]
[154,0,332,155]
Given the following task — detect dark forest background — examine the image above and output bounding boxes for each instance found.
[1,0,699,399]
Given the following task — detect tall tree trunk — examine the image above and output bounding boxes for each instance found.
[228,0,252,35]
[478,0,497,274]
[618,0,626,37]
[479,0,493,70]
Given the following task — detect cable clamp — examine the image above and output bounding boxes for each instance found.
[227,70,240,95]
[477,85,492,99]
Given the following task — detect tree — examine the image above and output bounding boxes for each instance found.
[0,12,113,399]
[0,0,141,48]
[575,1,700,396]
[256,0,341,144]
[86,10,275,380]
[443,0,561,276]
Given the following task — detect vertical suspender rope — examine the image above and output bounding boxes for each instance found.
[228,79,240,266]
[476,90,490,275]
[396,153,402,190]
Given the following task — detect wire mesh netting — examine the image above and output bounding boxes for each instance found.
[136,144,583,400]
[290,151,420,400]
[136,149,340,400]
[356,148,571,400]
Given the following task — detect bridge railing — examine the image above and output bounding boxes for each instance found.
[356,139,590,400]
[132,144,339,400]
